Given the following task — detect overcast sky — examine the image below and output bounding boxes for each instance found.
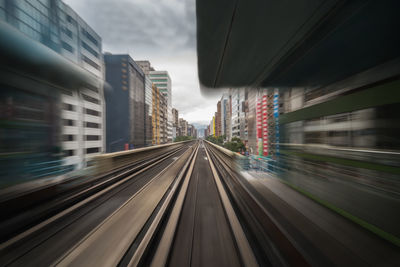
[64,0,219,126]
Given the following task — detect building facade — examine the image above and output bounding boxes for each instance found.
[137,60,172,143]
[216,101,221,137]
[159,92,168,144]
[179,118,188,137]
[151,84,160,145]
[104,54,145,152]
[0,0,105,170]
[148,70,172,142]
[144,76,153,146]
[172,108,179,139]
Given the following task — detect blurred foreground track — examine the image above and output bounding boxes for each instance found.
[0,140,399,266]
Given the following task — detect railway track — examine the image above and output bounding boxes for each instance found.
[0,141,196,266]
[0,142,192,244]
[0,139,312,267]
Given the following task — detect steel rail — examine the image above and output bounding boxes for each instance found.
[0,143,191,254]
[147,142,200,267]
[204,143,259,267]
[127,142,200,267]
[53,142,198,266]
[205,142,310,266]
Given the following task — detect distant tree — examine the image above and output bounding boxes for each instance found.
[174,136,194,142]
[206,135,225,146]
[224,137,246,153]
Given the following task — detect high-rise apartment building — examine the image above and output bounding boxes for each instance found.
[104,54,145,152]
[179,118,188,137]
[216,101,221,137]
[148,71,172,142]
[0,0,105,170]
[172,108,179,139]
[220,94,229,138]
[137,60,172,143]
[159,92,168,144]
[247,89,258,155]
[144,76,153,146]
[230,88,240,138]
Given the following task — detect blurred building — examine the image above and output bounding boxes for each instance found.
[159,92,168,144]
[220,94,229,138]
[0,0,104,171]
[246,89,258,155]
[172,108,179,139]
[143,76,153,146]
[216,101,221,137]
[137,60,172,143]
[104,54,145,152]
[148,70,172,143]
[179,118,188,137]
[188,124,197,138]
[211,116,215,136]
[151,84,160,145]
[136,61,155,146]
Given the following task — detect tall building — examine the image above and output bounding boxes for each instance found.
[179,118,188,137]
[247,89,258,155]
[172,108,179,139]
[220,94,229,138]
[104,54,145,152]
[188,124,197,138]
[148,70,172,142]
[230,88,240,138]
[151,84,160,145]
[144,76,153,146]
[159,92,168,143]
[226,94,232,140]
[137,60,172,143]
[216,101,221,137]
[0,0,105,170]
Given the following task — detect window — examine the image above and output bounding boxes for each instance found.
[82,55,100,70]
[63,119,75,126]
[85,122,101,128]
[62,135,75,141]
[83,83,99,93]
[85,108,101,116]
[86,147,100,154]
[86,135,101,141]
[66,15,77,26]
[82,93,100,105]
[81,41,99,58]
[62,27,73,38]
[61,89,73,96]
[62,103,75,111]
[64,149,75,156]
[151,79,168,83]
[62,41,74,53]
[81,28,99,47]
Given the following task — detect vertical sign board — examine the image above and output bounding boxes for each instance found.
[262,94,268,156]
[256,95,263,156]
[273,90,279,155]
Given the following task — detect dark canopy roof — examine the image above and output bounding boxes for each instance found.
[196,0,400,90]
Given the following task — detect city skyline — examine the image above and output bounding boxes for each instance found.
[64,0,221,125]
